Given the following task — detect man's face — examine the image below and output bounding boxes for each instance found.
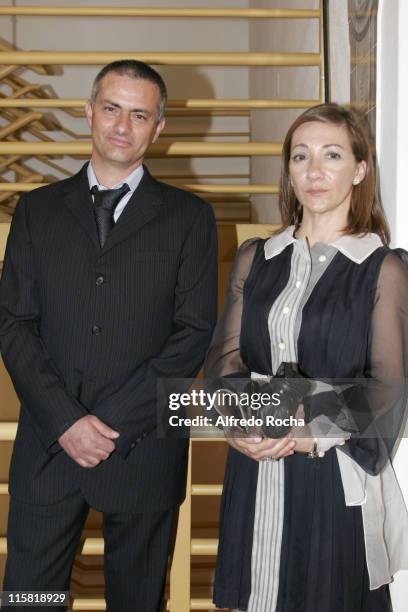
[85,72,165,172]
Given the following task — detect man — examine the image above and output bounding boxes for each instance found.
[0,60,217,611]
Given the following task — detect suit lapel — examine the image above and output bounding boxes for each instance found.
[100,167,163,256]
[62,163,101,251]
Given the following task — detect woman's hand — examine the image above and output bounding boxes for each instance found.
[223,405,314,461]
[287,422,315,454]
[225,429,296,461]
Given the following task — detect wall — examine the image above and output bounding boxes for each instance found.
[377,0,408,248]
[248,0,320,222]
[327,0,350,103]
[0,1,13,47]
[376,1,408,609]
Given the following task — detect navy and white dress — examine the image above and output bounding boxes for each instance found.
[205,227,408,612]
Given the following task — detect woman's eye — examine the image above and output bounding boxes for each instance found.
[327,151,341,159]
[291,154,306,162]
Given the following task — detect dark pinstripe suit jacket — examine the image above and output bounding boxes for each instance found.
[0,163,217,513]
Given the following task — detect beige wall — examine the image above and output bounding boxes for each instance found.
[248,0,320,223]
[0,0,14,45]
[327,0,350,104]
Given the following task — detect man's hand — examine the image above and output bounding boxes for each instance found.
[58,415,120,468]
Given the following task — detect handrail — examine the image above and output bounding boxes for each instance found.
[191,539,218,555]
[0,484,224,498]
[0,183,280,194]
[9,85,43,99]
[0,113,43,140]
[0,508,219,557]
[191,484,223,495]
[79,537,217,556]
[0,98,320,109]
[71,597,224,610]
[0,66,19,80]
[0,7,320,19]
[0,482,222,497]
[0,423,17,440]
[0,142,282,156]
[0,52,321,67]
[0,41,52,75]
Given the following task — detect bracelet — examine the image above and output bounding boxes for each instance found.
[306,440,325,459]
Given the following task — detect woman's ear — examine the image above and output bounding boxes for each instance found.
[353,160,367,185]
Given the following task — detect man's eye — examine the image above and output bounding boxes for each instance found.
[133,114,147,121]
[104,106,115,112]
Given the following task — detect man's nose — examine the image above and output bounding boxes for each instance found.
[115,112,131,133]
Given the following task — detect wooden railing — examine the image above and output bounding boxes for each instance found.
[0,7,320,19]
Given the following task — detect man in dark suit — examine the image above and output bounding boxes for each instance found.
[0,60,217,611]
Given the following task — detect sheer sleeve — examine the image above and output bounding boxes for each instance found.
[369,253,408,392]
[305,252,408,475]
[204,238,259,378]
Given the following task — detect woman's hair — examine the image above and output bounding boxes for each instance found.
[278,103,390,245]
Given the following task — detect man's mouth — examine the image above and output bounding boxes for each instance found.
[108,137,131,147]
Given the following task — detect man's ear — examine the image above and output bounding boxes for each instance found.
[152,117,166,144]
[85,101,93,130]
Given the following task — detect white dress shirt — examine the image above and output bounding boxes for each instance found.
[87,162,144,222]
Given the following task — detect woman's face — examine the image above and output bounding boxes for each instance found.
[289,121,367,220]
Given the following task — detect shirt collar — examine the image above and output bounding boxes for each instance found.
[264,226,297,260]
[329,233,383,264]
[264,225,383,264]
[87,161,144,193]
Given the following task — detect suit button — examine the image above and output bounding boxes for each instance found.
[92,325,102,335]
[96,275,104,286]
[130,442,136,448]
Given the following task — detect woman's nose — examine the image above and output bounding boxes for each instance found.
[306,157,324,180]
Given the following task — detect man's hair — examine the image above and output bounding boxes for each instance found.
[278,102,390,245]
[90,60,167,121]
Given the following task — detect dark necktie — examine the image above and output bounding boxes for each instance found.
[91,183,130,247]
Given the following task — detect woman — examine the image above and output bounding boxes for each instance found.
[204,103,408,612]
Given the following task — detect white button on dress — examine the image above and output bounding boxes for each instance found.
[318,255,327,263]
[278,342,286,350]
[282,306,290,315]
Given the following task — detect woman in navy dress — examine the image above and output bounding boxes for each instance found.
[205,104,408,612]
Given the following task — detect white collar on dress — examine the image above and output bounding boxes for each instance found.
[264,225,383,264]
